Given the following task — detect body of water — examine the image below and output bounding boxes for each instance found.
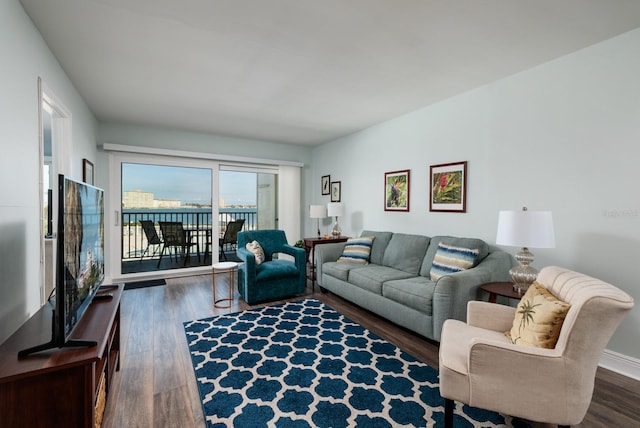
[122,208,257,228]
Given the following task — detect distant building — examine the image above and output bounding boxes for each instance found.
[123,190,154,208]
[154,199,181,208]
[123,189,181,209]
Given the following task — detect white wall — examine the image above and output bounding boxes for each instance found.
[0,0,98,343]
[311,29,640,360]
[96,122,313,238]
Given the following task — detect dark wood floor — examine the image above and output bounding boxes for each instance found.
[102,275,640,428]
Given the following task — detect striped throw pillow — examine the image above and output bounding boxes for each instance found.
[430,242,479,281]
[337,237,375,264]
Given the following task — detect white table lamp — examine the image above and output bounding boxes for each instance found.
[496,207,555,294]
[309,205,327,238]
[327,202,344,237]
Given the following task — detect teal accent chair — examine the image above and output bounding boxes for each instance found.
[236,229,306,304]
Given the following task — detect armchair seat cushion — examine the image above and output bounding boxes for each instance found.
[255,259,300,281]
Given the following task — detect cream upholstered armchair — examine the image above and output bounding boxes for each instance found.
[439,266,634,428]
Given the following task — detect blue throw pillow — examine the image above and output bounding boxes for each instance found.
[430,242,479,281]
[337,237,375,264]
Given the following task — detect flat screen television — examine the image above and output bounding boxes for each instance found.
[19,175,106,357]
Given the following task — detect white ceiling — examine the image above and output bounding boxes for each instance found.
[19,0,640,146]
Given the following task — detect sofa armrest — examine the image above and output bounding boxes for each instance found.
[315,242,347,286]
[431,251,511,341]
[467,301,516,331]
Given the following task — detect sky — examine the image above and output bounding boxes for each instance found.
[122,163,256,206]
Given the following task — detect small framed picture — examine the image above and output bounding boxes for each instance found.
[384,169,410,211]
[430,161,467,212]
[83,159,94,185]
[331,181,341,202]
[321,175,330,195]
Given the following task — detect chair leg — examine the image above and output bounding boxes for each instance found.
[444,398,454,428]
[140,244,150,261]
[157,245,166,268]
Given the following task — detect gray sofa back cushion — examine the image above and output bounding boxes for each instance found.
[360,230,393,265]
[420,235,489,277]
[381,233,431,275]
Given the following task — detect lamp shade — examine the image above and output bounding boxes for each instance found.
[309,204,327,219]
[327,202,344,218]
[496,209,555,248]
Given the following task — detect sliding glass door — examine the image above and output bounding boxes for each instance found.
[120,162,213,275]
[108,153,283,282]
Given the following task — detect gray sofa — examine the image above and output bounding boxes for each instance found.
[315,230,514,342]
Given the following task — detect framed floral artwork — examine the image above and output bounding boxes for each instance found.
[430,161,467,212]
[384,169,410,211]
[322,175,330,195]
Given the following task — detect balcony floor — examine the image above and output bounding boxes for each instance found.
[122,249,241,274]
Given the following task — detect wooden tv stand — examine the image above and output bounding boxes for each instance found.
[0,284,123,427]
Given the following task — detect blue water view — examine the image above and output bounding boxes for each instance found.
[122,207,257,229]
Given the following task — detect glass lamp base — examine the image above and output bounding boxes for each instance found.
[509,247,539,294]
[331,219,341,237]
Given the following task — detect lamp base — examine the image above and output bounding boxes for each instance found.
[331,218,341,237]
[509,247,538,294]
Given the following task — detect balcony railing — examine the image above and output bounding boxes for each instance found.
[121,208,256,262]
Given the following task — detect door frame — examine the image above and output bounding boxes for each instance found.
[107,152,219,283]
[38,77,72,305]
[103,144,301,284]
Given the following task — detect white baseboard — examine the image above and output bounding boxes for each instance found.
[599,349,640,381]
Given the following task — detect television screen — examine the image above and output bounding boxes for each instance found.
[58,175,105,339]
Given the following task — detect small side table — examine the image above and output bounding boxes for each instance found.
[212,261,238,308]
[303,236,349,292]
[480,282,524,303]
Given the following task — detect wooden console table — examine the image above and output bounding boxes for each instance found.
[304,236,349,292]
[0,284,123,427]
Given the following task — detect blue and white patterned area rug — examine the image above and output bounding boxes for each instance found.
[184,299,529,427]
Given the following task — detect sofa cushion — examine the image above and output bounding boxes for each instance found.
[420,236,489,277]
[381,233,430,275]
[506,281,571,349]
[337,236,374,264]
[383,277,436,316]
[360,230,393,265]
[429,242,480,281]
[255,260,299,281]
[348,265,415,295]
[322,261,360,282]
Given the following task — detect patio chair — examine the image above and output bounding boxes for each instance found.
[139,220,163,261]
[219,219,245,261]
[158,221,197,267]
